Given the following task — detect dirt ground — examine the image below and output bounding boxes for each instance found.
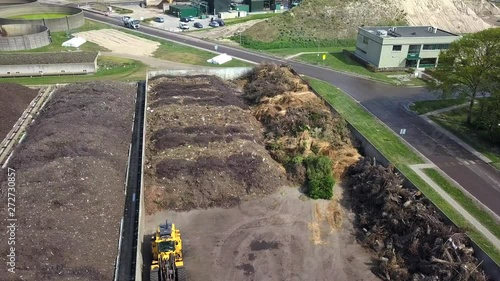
[0,83,38,140]
[145,187,380,281]
[144,75,289,213]
[0,81,136,281]
[73,29,160,56]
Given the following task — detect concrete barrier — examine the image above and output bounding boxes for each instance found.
[0,24,50,51]
[147,67,253,80]
[0,4,84,32]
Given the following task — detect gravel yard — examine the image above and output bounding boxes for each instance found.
[0,83,38,140]
[0,81,136,281]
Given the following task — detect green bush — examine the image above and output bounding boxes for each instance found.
[304,155,334,199]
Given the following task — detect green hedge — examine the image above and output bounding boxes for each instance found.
[231,35,355,50]
[304,155,335,199]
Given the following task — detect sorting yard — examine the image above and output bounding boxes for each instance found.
[0,83,38,140]
[0,81,136,281]
[143,70,379,280]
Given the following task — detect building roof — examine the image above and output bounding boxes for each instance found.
[170,4,197,10]
[360,26,459,38]
[0,52,99,66]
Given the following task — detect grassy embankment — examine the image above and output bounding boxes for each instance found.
[410,98,467,115]
[307,78,500,264]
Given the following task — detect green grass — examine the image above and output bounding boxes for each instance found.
[299,51,426,86]
[153,43,251,67]
[265,47,351,57]
[9,13,68,20]
[410,98,467,115]
[0,56,148,85]
[224,13,277,25]
[423,168,500,239]
[431,107,500,170]
[307,77,500,264]
[306,78,423,165]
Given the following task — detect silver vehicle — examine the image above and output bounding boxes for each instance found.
[122,16,140,29]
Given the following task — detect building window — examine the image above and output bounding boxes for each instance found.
[362,36,369,44]
[61,70,65,73]
[423,44,450,50]
[356,47,367,54]
[392,45,402,51]
[7,72,10,75]
[420,58,437,65]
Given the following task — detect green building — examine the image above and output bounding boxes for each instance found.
[355,26,461,69]
[168,5,199,18]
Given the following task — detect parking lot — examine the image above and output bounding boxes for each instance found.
[111,4,221,32]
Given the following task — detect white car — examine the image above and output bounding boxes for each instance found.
[179,22,190,30]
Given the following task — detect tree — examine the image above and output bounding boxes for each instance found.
[429,28,500,124]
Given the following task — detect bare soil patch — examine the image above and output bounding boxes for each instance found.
[0,83,38,140]
[73,29,160,57]
[145,75,289,213]
[0,81,136,281]
[145,188,380,281]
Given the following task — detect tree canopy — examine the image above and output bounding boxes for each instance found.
[430,28,500,124]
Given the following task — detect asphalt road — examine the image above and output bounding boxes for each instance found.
[85,11,500,216]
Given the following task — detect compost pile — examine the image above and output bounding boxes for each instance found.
[145,75,288,213]
[239,63,359,182]
[0,81,136,281]
[0,83,38,139]
[346,158,488,281]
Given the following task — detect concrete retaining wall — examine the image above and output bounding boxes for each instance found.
[299,75,500,280]
[0,24,50,51]
[147,67,253,80]
[0,5,84,32]
[0,62,96,77]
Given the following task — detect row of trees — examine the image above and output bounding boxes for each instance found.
[431,28,500,135]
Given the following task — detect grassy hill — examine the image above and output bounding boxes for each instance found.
[239,0,407,49]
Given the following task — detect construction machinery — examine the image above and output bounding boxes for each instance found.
[122,16,140,29]
[150,220,186,281]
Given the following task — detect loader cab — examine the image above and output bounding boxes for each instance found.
[158,240,175,252]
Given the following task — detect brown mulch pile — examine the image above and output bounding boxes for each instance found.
[0,83,38,140]
[237,63,360,181]
[145,75,289,213]
[346,158,488,281]
[0,81,136,281]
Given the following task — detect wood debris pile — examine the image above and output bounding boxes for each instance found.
[346,158,488,281]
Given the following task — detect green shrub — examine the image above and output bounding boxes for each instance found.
[231,35,355,50]
[304,155,334,199]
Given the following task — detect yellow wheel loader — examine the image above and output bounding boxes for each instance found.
[150,220,186,281]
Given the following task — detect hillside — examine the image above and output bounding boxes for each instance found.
[243,0,499,47]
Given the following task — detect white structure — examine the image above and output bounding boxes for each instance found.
[207,53,232,65]
[62,37,86,48]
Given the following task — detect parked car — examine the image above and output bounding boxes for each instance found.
[209,21,219,27]
[215,18,225,26]
[180,17,189,22]
[193,22,203,28]
[188,16,195,21]
[179,22,190,30]
[154,17,164,23]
